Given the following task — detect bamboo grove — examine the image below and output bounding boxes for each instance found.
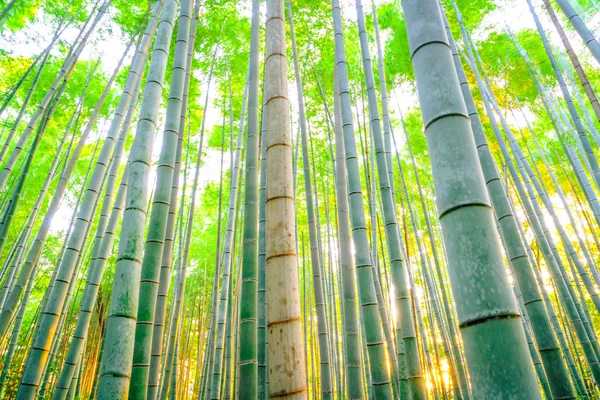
[0,0,600,398]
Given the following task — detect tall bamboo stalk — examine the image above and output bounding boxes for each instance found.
[237,0,261,396]
[331,1,393,398]
[541,0,600,126]
[475,31,600,387]
[402,0,540,397]
[331,73,365,399]
[264,0,307,397]
[257,99,269,400]
[442,4,576,397]
[287,2,332,399]
[209,51,247,400]
[128,0,193,396]
[96,0,179,396]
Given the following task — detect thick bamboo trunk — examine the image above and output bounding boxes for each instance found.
[40,36,142,400]
[264,1,307,398]
[442,5,576,398]
[402,0,540,397]
[257,101,269,400]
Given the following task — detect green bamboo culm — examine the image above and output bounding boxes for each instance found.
[146,2,200,398]
[48,31,149,400]
[237,0,260,396]
[496,28,600,367]
[540,0,600,126]
[128,0,192,396]
[0,93,86,398]
[332,68,365,399]
[331,0,393,398]
[398,94,468,400]
[486,32,600,387]
[525,0,600,195]
[287,1,333,399]
[11,5,120,399]
[96,0,180,396]
[257,100,269,400]
[367,4,406,394]
[355,1,425,397]
[0,0,101,194]
[440,3,576,398]
[204,56,247,400]
[401,0,541,397]
[209,58,246,400]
